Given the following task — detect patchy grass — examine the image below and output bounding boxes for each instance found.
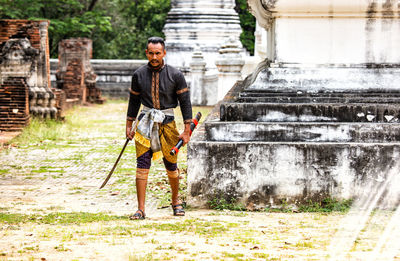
[10,118,69,146]
[1,101,391,261]
[297,198,353,213]
[208,197,246,211]
[31,166,65,174]
[0,212,128,225]
[0,169,9,175]
[141,219,228,236]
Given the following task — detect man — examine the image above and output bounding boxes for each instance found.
[126,36,192,220]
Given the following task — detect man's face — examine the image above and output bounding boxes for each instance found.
[146,43,166,67]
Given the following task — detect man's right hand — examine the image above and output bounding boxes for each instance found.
[126,126,135,140]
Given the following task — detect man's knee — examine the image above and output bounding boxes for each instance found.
[136,168,149,180]
[163,158,179,178]
[166,169,179,179]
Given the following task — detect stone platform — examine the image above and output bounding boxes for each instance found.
[187,75,400,209]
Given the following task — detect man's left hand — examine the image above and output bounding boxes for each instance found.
[179,123,191,145]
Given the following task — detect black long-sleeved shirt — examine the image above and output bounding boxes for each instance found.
[127,63,192,123]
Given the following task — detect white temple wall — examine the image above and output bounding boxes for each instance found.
[274,17,400,64]
[248,0,400,66]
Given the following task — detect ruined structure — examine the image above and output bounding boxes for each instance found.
[51,59,147,98]
[188,0,400,209]
[0,20,57,132]
[56,38,104,104]
[163,0,242,72]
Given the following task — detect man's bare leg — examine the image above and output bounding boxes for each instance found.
[136,178,147,212]
[130,168,149,219]
[167,169,184,216]
[168,176,180,204]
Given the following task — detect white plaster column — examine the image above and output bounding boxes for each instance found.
[242,21,268,77]
[189,49,207,105]
[215,37,245,101]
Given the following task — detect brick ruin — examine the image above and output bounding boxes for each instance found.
[56,38,104,104]
[0,78,29,131]
[0,20,59,132]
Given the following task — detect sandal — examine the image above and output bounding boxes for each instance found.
[129,209,145,220]
[172,203,185,216]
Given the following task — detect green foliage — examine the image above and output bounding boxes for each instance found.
[235,0,256,55]
[298,198,353,213]
[93,0,171,59]
[0,0,112,58]
[1,0,254,59]
[208,197,246,211]
[208,197,352,213]
[263,198,353,213]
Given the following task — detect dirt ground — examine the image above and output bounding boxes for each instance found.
[0,101,399,260]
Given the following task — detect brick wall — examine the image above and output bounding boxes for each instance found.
[0,78,30,131]
[56,38,104,104]
[0,19,50,89]
[0,19,57,131]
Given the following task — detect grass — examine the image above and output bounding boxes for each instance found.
[10,118,69,145]
[141,219,228,236]
[9,101,126,148]
[207,196,353,213]
[208,197,246,211]
[297,198,353,213]
[0,212,128,225]
[1,101,386,260]
[0,169,9,175]
[31,166,65,174]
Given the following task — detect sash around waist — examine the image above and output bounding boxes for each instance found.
[138,106,175,125]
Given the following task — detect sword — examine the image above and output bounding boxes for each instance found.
[99,118,138,189]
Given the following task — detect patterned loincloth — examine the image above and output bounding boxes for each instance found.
[135,120,180,163]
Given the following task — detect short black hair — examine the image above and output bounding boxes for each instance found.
[147,36,165,49]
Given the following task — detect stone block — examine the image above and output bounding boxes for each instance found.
[188,139,400,209]
[205,122,400,143]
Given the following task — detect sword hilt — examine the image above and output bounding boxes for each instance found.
[170,112,202,156]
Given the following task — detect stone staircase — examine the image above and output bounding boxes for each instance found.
[187,66,400,209]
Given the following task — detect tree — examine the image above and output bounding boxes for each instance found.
[0,0,112,58]
[235,0,256,55]
[93,0,170,59]
[1,0,253,59]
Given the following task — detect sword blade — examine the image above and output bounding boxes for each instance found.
[99,138,129,189]
[100,118,138,189]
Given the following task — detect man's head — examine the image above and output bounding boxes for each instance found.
[146,36,166,68]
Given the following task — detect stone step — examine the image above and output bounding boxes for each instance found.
[205,121,400,143]
[238,90,400,103]
[187,139,400,208]
[240,90,400,97]
[237,96,400,104]
[247,66,400,92]
[220,102,400,122]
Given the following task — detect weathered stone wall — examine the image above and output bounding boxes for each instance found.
[187,0,400,209]
[188,80,400,210]
[0,20,49,74]
[0,19,57,131]
[51,59,147,98]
